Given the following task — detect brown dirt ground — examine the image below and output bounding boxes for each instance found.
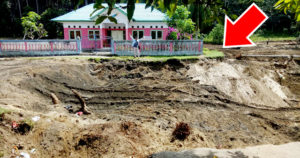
[0,42,300,158]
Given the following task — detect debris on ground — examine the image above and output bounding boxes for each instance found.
[0,45,299,157]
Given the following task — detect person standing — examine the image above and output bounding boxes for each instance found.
[130,34,140,57]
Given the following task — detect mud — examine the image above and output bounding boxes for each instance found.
[0,56,299,158]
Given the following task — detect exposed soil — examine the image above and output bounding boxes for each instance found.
[0,42,299,157]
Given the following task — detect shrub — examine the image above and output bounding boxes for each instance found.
[208,24,224,44]
[167,31,178,40]
[172,122,191,141]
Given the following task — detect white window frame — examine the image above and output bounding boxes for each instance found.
[88,30,100,40]
[69,30,82,40]
[132,30,144,39]
[151,30,163,40]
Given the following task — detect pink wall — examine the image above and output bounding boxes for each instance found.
[127,28,168,40]
[63,27,169,49]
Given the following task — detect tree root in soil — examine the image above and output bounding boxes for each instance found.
[71,89,91,115]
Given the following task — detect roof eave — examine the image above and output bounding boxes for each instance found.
[51,20,94,22]
[133,20,165,22]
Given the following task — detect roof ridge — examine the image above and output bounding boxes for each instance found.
[52,3,166,22]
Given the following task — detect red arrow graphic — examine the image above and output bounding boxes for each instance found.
[223,3,268,48]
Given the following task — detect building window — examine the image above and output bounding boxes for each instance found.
[93,26,95,28]
[137,26,139,28]
[109,26,111,29]
[156,26,158,28]
[88,30,100,40]
[161,26,163,28]
[150,26,153,28]
[151,30,163,40]
[119,26,121,29]
[98,26,100,28]
[73,25,76,28]
[88,26,90,28]
[142,26,145,28]
[79,26,81,28]
[132,26,134,28]
[132,30,144,39]
[68,26,70,28]
[69,30,81,39]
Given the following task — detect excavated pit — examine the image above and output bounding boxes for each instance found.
[0,57,299,157]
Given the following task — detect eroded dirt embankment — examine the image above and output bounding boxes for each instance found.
[0,57,299,158]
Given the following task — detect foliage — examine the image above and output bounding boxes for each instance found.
[225,0,298,33]
[21,11,47,39]
[207,24,224,44]
[0,0,22,38]
[274,0,300,21]
[41,8,67,38]
[166,5,195,40]
[188,0,227,33]
[166,27,178,40]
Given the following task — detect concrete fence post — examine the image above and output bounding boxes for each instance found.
[198,41,202,53]
[111,40,115,54]
[50,42,54,52]
[77,40,81,53]
[170,42,173,53]
[200,41,204,55]
[25,42,28,52]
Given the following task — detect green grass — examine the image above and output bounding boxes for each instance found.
[250,33,297,42]
[203,48,224,58]
[0,107,10,116]
[88,49,224,62]
[204,33,298,44]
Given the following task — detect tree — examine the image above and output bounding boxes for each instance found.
[17,0,22,18]
[167,5,195,39]
[84,0,227,29]
[21,11,47,39]
[189,0,226,33]
[274,0,300,22]
[225,0,296,33]
[41,8,67,38]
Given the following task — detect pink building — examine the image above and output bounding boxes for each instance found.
[52,3,168,50]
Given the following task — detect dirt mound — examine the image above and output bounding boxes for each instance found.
[187,59,298,108]
[0,57,299,157]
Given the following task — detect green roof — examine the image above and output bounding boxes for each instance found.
[52,3,166,22]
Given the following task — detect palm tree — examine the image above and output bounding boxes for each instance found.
[17,0,22,17]
[36,0,39,13]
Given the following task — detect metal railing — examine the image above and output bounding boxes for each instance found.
[112,40,203,56]
[0,39,81,57]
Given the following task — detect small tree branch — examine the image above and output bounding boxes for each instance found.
[71,89,91,115]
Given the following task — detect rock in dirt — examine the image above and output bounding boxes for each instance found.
[151,142,300,158]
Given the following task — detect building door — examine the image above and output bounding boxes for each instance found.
[111,31,124,40]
